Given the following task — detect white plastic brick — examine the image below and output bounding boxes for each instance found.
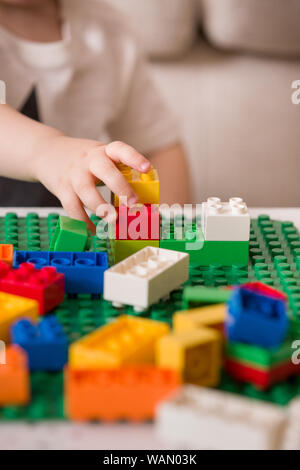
[104,247,189,311]
[281,397,300,450]
[202,197,250,241]
[156,386,286,450]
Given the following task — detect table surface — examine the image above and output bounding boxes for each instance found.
[0,207,298,450]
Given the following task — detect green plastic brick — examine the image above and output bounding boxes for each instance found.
[112,239,159,264]
[160,221,203,265]
[160,220,249,266]
[226,341,294,370]
[182,286,232,309]
[160,239,249,266]
[49,216,89,252]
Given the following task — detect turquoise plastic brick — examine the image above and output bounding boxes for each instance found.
[50,216,89,252]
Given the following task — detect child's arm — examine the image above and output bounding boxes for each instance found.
[0,104,151,229]
[148,142,190,205]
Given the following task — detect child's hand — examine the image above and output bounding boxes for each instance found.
[33,135,151,231]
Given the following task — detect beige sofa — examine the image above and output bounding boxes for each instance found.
[110,0,300,207]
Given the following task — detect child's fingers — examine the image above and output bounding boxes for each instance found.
[72,171,107,215]
[59,187,96,233]
[105,141,151,173]
[89,153,138,206]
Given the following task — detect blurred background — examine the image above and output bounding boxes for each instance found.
[110,0,300,207]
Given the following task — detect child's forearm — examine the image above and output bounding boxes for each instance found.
[0,104,152,229]
[148,142,191,205]
[0,104,63,181]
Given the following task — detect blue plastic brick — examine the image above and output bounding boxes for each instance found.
[11,316,68,371]
[226,286,289,349]
[14,251,109,294]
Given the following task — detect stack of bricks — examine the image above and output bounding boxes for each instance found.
[66,315,180,421]
[160,197,251,266]
[110,164,160,263]
[200,197,250,266]
[224,282,300,389]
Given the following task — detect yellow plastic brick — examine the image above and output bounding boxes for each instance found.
[69,315,169,370]
[0,293,38,343]
[173,304,226,334]
[114,165,159,206]
[156,328,222,387]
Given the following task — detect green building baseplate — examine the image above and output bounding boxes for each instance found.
[0,212,300,420]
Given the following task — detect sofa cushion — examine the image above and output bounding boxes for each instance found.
[109,0,197,58]
[201,0,300,57]
[151,41,300,206]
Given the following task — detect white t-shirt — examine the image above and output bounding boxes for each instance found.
[0,0,179,154]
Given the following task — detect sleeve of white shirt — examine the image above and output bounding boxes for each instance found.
[107,53,180,155]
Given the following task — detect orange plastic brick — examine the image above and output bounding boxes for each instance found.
[65,366,180,421]
[0,345,30,405]
[0,244,13,267]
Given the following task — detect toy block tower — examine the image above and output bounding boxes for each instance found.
[200,197,250,265]
[110,165,160,263]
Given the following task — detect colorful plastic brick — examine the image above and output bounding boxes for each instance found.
[0,262,65,315]
[11,317,68,371]
[0,345,30,405]
[193,240,249,266]
[114,165,159,207]
[69,315,170,370]
[0,291,38,343]
[104,247,189,311]
[182,286,232,309]
[225,359,300,390]
[0,244,13,266]
[112,204,160,240]
[225,341,300,389]
[49,216,89,252]
[160,221,249,266]
[112,239,159,264]
[156,385,287,450]
[242,282,286,300]
[156,328,222,386]
[160,221,204,265]
[173,304,226,334]
[201,197,250,241]
[226,285,289,348]
[14,251,108,294]
[65,366,180,421]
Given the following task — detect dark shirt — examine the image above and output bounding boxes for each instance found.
[0,89,60,206]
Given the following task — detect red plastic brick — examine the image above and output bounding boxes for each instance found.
[225,358,300,389]
[0,262,65,315]
[65,366,180,421]
[115,204,160,240]
[242,282,286,301]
